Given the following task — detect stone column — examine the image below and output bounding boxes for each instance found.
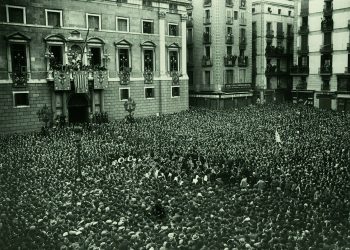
[159,11,166,77]
[181,14,187,76]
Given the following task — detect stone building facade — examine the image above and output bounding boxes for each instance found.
[187,0,253,109]
[0,0,189,134]
[292,0,350,111]
[252,0,295,103]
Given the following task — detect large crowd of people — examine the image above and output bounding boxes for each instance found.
[0,103,350,249]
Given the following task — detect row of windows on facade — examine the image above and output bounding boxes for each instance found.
[200,69,247,85]
[252,7,293,16]
[11,86,181,108]
[5,5,181,36]
[202,9,247,24]
[204,0,246,8]
[9,42,181,74]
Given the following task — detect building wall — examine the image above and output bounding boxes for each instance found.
[0,0,190,134]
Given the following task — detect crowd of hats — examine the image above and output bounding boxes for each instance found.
[0,104,350,249]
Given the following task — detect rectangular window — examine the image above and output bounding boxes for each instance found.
[120,88,130,101]
[171,86,180,97]
[90,47,101,67]
[169,50,179,71]
[143,0,152,7]
[277,22,283,34]
[252,8,255,14]
[278,9,281,15]
[118,48,130,71]
[205,46,211,57]
[6,5,26,24]
[240,0,246,8]
[13,91,29,107]
[234,11,238,20]
[205,71,211,85]
[143,20,154,34]
[169,24,178,36]
[266,22,272,32]
[117,18,129,32]
[94,91,101,113]
[144,49,154,71]
[227,46,232,55]
[239,69,246,83]
[49,45,63,67]
[87,14,101,30]
[46,10,62,27]
[187,28,193,43]
[11,43,27,73]
[288,10,291,16]
[145,87,155,99]
[226,70,234,84]
[169,3,178,13]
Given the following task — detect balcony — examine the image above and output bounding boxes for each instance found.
[323,6,333,17]
[203,17,211,24]
[239,38,247,50]
[226,0,233,7]
[290,65,309,75]
[222,83,251,92]
[298,25,309,35]
[320,44,333,54]
[10,71,29,87]
[265,66,288,76]
[266,30,274,39]
[265,45,285,57]
[297,46,309,55]
[240,18,247,26]
[187,17,193,27]
[276,31,285,39]
[224,55,237,67]
[203,32,211,44]
[226,34,234,44]
[226,17,233,25]
[321,18,333,32]
[202,56,213,67]
[319,66,332,75]
[238,56,248,67]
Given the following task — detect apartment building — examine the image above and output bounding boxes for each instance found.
[188,0,253,109]
[0,0,190,133]
[292,0,350,111]
[252,0,295,103]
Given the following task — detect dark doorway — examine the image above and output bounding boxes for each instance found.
[68,94,89,123]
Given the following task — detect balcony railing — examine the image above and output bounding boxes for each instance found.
[202,56,213,67]
[323,6,333,17]
[239,38,247,50]
[319,66,332,75]
[238,56,248,67]
[265,66,288,76]
[224,55,237,67]
[320,44,333,54]
[321,18,333,32]
[290,65,309,75]
[226,34,234,44]
[297,46,309,55]
[240,18,247,26]
[266,30,274,39]
[10,71,29,87]
[226,0,233,7]
[203,17,211,24]
[187,17,193,27]
[203,32,211,44]
[222,83,251,92]
[276,31,285,39]
[226,17,233,25]
[265,46,285,57]
[298,25,309,35]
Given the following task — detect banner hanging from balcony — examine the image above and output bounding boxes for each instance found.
[93,71,108,89]
[53,71,71,91]
[74,71,88,93]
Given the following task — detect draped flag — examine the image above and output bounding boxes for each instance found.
[275,129,282,143]
[53,71,71,91]
[74,71,88,93]
[93,71,108,89]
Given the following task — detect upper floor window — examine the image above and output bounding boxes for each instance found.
[117,17,129,32]
[13,91,29,107]
[168,23,178,36]
[240,0,246,8]
[11,43,28,74]
[89,47,102,67]
[169,50,179,72]
[143,0,152,7]
[278,9,281,15]
[6,5,26,24]
[45,10,62,27]
[143,20,154,34]
[234,11,238,20]
[117,0,128,3]
[87,14,101,31]
[169,3,178,13]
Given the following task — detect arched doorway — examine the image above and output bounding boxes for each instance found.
[68,94,89,123]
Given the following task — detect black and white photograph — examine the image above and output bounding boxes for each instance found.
[0,0,350,249]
